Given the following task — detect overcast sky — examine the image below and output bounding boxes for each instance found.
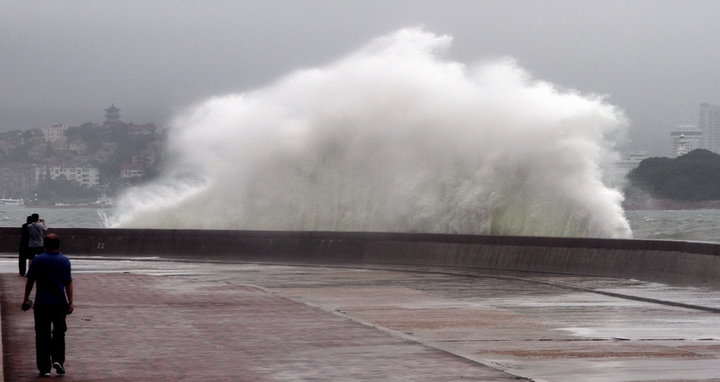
[2,0,720,155]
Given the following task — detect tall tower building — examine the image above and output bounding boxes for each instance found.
[699,103,720,153]
[670,125,702,157]
[104,104,122,126]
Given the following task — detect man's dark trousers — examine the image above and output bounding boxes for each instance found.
[34,305,67,373]
[18,249,33,276]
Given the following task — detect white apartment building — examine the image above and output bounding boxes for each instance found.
[699,103,720,153]
[606,151,649,186]
[41,123,68,143]
[35,166,100,187]
[615,151,649,174]
[670,125,703,157]
[120,164,144,179]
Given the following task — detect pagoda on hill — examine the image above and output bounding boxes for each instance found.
[104,104,122,126]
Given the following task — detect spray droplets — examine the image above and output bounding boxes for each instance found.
[109,27,631,238]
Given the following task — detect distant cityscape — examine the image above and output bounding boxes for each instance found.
[617,102,720,177]
[2,102,717,206]
[0,105,164,206]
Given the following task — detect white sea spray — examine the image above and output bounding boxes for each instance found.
[108,27,631,238]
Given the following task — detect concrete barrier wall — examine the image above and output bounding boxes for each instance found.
[2,227,720,282]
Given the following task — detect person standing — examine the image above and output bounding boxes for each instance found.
[22,233,74,377]
[27,214,47,259]
[18,215,32,276]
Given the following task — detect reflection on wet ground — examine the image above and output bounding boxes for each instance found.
[3,255,720,381]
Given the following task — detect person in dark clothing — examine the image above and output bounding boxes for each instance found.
[18,215,32,276]
[23,233,74,377]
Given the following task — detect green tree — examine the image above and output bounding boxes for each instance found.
[626,149,720,201]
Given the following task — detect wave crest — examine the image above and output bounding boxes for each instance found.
[109,27,631,238]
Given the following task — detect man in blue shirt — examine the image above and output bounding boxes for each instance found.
[23,233,74,377]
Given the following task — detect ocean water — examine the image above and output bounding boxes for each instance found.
[1,205,718,243]
[624,209,720,243]
[0,206,110,229]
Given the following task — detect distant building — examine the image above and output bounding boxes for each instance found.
[104,104,123,126]
[606,150,649,186]
[36,166,100,187]
[129,123,157,136]
[41,123,68,143]
[670,125,703,157]
[120,164,144,179]
[96,142,118,162]
[616,151,649,174]
[699,103,720,153]
[67,139,88,154]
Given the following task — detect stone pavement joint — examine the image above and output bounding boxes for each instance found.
[0,272,526,381]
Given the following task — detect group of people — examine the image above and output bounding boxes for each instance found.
[18,213,47,276]
[17,215,74,377]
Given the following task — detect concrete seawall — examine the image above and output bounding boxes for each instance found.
[2,227,720,283]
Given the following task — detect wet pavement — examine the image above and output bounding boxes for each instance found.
[2,255,720,381]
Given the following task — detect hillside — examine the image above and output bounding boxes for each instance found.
[624,149,720,209]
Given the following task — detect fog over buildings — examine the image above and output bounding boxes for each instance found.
[3,1,720,156]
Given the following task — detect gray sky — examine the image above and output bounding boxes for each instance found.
[2,0,720,155]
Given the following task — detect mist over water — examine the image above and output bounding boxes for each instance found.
[109,28,631,238]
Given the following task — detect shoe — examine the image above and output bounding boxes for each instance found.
[38,371,51,377]
[53,361,65,375]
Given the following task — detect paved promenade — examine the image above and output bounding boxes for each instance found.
[2,256,720,381]
[0,258,525,382]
